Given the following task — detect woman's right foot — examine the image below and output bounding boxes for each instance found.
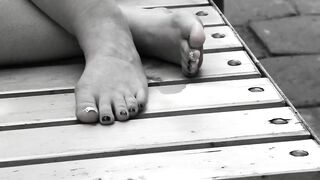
[74,2,148,124]
[122,7,206,77]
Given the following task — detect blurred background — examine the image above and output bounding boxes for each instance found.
[223,0,320,134]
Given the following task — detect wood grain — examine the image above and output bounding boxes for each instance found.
[1,140,319,179]
[0,78,283,129]
[0,107,309,167]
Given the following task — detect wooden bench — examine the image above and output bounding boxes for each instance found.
[1,0,320,179]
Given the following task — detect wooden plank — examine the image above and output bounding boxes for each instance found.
[116,0,208,8]
[170,6,225,26]
[133,50,260,85]
[0,107,309,166]
[0,51,260,97]
[0,78,284,129]
[204,26,243,53]
[1,140,319,179]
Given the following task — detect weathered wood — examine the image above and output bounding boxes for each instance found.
[0,107,309,166]
[170,6,225,26]
[1,140,319,179]
[0,78,284,129]
[0,51,260,98]
[116,0,208,8]
[204,26,243,52]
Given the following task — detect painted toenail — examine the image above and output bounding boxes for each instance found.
[83,107,98,113]
[129,108,136,113]
[187,65,192,72]
[139,104,144,109]
[188,51,197,62]
[101,116,111,122]
[120,110,128,116]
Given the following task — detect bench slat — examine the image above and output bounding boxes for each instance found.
[204,26,243,53]
[1,140,319,179]
[117,0,208,8]
[0,107,309,167]
[0,51,259,98]
[0,78,283,129]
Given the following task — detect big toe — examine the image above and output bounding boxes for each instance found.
[188,20,206,48]
[75,86,99,123]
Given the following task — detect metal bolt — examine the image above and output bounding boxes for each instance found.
[195,11,209,16]
[290,150,309,157]
[248,87,264,92]
[269,118,290,125]
[211,33,226,38]
[227,60,242,66]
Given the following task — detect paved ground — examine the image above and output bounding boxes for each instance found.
[224,0,320,136]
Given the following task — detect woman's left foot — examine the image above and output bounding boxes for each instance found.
[123,7,206,77]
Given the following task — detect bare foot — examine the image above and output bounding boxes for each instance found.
[122,7,206,77]
[74,4,148,124]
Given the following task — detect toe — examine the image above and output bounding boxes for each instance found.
[98,96,115,125]
[125,95,139,117]
[136,88,148,112]
[177,13,206,49]
[75,86,99,123]
[112,95,129,121]
[180,40,200,77]
[188,21,206,49]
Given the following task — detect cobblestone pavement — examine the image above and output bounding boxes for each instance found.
[224,0,320,134]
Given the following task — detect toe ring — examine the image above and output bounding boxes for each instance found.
[83,107,98,113]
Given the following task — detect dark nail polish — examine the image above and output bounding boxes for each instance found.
[102,116,111,122]
[187,65,192,71]
[139,104,144,109]
[120,110,127,116]
[129,108,136,113]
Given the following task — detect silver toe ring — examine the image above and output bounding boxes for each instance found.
[83,107,98,113]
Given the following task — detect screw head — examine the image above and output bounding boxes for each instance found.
[248,87,264,92]
[227,60,242,66]
[211,33,226,38]
[290,150,309,157]
[195,11,209,16]
[269,118,290,125]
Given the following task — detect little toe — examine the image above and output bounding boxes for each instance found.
[125,95,139,117]
[98,96,115,125]
[75,87,99,123]
[112,95,129,121]
[136,88,148,112]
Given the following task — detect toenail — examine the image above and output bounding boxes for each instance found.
[139,104,144,110]
[120,110,128,116]
[187,65,192,72]
[211,33,226,38]
[195,11,209,16]
[101,116,112,123]
[83,107,98,113]
[129,108,136,113]
[188,51,197,62]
